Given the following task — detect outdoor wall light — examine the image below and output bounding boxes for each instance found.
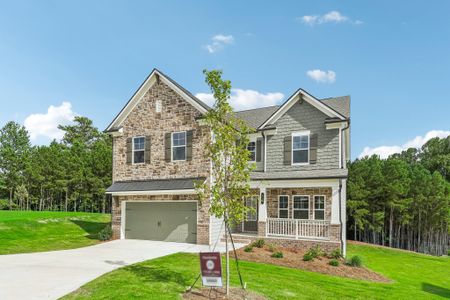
[260,192,265,205]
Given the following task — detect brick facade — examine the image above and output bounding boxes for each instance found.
[112,80,210,182]
[111,81,211,244]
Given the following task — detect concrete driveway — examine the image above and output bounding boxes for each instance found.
[0,239,230,300]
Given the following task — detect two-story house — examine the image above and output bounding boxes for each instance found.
[105,69,350,255]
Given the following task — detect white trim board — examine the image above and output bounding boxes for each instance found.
[107,189,196,196]
[258,89,346,130]
[106,69,208,132]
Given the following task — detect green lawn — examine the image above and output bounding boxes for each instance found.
[0,210,111,254]
[63,243,450,300]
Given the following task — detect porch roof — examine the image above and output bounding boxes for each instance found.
[106,177,206,193]
[250,169,348,180]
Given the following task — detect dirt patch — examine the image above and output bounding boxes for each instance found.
[183,287,266,300]
[234,246,391,283]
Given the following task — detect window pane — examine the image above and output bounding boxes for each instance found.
[247,142,255,151]
[279,196,288,208]
[173,132,186,146]
[134,150,145,164]
[299,135,309,148]
[293,135,308,150]
[294,210,309,220]
[293,150,308,163]
[134,137,145,150]
[315,210,324,220]
[173,146,186,160]
[315,196,325,209]
[279,210,288,218]
[294,196,309,209]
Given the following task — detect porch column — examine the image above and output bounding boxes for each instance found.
[258,187,267,237]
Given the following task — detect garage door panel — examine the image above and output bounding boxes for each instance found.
[125,202,197,243]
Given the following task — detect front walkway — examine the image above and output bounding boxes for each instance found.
[0,239,234,300]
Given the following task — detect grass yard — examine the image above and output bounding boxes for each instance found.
[0,210,111,254]
[63,243,450,300]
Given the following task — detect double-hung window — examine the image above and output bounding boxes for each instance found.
[247,141,256,161]
[292,132,309,164]
[314,195,325,220]
[293,196,309,219]
[278,195,289,218]
[172,131,186,161]
[133,137,145,164]
[245,196,258,221]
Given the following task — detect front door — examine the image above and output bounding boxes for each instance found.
[243,196,258,232]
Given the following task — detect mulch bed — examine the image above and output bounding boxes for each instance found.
[183,287,266,300]
[234,245,391,283]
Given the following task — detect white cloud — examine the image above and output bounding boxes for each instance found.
[205,34,234,53]
[24,102,76,142]
[196,89,284,111]
[299,11,362,26]
[359,130,450,159]
[306,69,336,83]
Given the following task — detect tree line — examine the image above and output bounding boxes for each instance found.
[347,136,450,256]
[0,117,112,213]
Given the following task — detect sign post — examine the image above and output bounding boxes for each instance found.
[199,252,223,287]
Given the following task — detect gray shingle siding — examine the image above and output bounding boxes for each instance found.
[265,100,340,172]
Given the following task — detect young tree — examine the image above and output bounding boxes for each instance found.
[195,69,254,294]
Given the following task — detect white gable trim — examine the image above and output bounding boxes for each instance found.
[105,69,208,132]
[258,89,345,130]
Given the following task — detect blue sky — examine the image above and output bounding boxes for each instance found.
[0,1,449,159]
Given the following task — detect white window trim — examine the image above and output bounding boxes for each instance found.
[278,195,289,219]
[132,136,145,165]
[171,131,187,162]
[313,195,326,220]
[247,139,257,162]
[292,195,310,220]
[291,131,310,166]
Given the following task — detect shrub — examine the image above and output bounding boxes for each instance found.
[244,245,253,253]
[271,251,283,258]
[305,245,324,259]
[329,259,340,267]
[303,253,314,261]
[346,255,363,267]
[98,225,112,241]
[267,243,277,252]
[0,199,9,210]
[252,239,265,248]
[330,248,342,259]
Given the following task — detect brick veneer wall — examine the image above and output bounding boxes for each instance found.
[112,194,210,245]
[112,80,211,182]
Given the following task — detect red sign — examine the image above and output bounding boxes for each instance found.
[199,252,223,287]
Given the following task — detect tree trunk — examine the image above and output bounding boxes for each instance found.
[389,206,394,248]
[225,218,230,295]
[9,188,13,210]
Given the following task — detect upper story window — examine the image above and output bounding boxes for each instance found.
[278,195,289,218]
[314,195,325,220]
[293,196,309,219]
[172,131,186,161]
[133,137,145,164]
[292,132,309,165]
[247,141,256,161]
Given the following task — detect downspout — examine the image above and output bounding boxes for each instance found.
[338,179,344,256]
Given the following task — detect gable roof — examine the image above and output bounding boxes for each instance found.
[258,89,348,130]
[105,69,210,132]
[321,96,350,118]
[235,106,280,129]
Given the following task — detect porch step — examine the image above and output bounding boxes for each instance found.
[220,235,252,245]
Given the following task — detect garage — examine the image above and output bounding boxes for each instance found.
[124,201,197,243]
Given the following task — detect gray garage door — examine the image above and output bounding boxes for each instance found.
[124,202,197,243]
